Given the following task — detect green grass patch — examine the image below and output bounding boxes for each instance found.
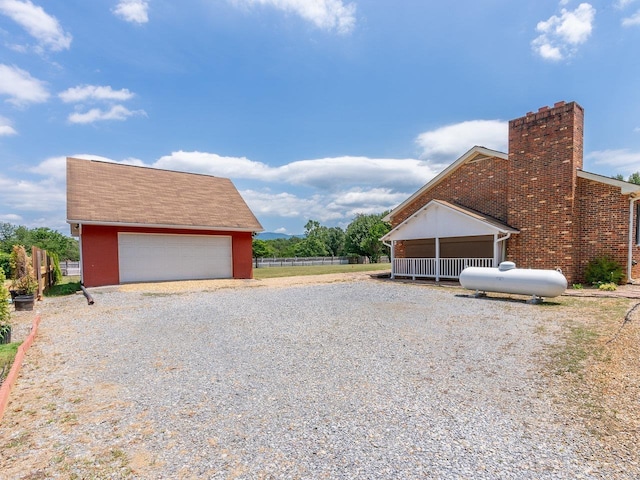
[45,277,81,297]
[0,342,21,384]
[253,263,391,279]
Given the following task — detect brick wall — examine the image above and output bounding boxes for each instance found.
[392,155,510,227]
[506,101,584,282]
[576,177,631,281]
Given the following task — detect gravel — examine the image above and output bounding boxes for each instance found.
[0,278,626,478]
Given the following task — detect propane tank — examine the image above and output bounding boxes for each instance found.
[459,261,567,299]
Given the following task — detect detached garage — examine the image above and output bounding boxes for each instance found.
[66,157,263,287]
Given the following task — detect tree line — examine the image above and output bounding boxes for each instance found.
[0,223,80,276]
[252,212,391,263]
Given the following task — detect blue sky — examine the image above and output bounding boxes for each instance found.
[1,0,639,235]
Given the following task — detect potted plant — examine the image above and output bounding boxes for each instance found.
[0,267,11,344]
[9,245,37,311]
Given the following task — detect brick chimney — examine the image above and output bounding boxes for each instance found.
[506,101,584,281]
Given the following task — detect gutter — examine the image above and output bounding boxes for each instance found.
[628,196,639,284]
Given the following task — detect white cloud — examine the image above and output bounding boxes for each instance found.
[586,149,640,175]
[622,10,640,26]
[616,0,636,8]
[68,105,147,124]
[231,0,356,34]
[532,3,595,61]
[0,64,49,105]
[154,151,437,191]
[0,0,72,51]
[415,119,508,161]
[113,0,149,24]
[0,213,23,223]
[241,187,397,225]
[0,173,65,212]
[154,151,273,180]
[0,116,17,135]
[59,85,135,103]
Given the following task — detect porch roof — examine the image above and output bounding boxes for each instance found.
[381,200,519,242]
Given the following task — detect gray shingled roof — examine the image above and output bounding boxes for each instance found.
[66,157,263,232]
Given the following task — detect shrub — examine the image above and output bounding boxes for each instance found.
[584,257,625,285]
[598,282,617,291]
[9,245,37,295]
[49,251,62,286]
[9,245,29,280]
[0,252,10,279]
[0,267,11,338]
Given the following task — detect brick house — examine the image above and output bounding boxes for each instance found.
[382,101,640,284]
[67,157,263,287]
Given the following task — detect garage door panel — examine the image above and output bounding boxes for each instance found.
[118,233,232,283]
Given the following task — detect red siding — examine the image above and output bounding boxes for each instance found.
[81,225,254,287]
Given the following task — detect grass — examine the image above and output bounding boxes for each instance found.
[253,262,391,279]
[45,276,80,297]
[0,341,20,384]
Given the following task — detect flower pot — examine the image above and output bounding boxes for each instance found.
[14,294,35,312]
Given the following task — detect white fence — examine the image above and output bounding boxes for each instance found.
[256,256,390,268]
[61,260,80,276]
[393,257,493,280]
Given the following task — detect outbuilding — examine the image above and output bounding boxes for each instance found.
[66,157,263,287]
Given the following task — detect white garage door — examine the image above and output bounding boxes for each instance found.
[118,233,233,283]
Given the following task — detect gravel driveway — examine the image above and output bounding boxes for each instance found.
[0,275,624,478]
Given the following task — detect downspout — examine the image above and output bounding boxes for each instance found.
[628,196,639,284]
[77,224,83,285]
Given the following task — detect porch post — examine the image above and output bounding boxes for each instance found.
[435,236,440,282]
[493,233,499,267]
[390,241,395,279]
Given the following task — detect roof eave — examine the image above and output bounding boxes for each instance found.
[577,170,640,195]
[66,219,264,233]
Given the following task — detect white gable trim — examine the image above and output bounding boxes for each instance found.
[381,200,518,242]
[577,170,640,196]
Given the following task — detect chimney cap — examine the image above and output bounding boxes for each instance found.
[554,101,566,108]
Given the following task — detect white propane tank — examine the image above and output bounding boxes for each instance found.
[459,261,567,298]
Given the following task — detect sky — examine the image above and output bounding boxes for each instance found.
[0,0,639,236]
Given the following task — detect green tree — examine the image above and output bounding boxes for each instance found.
[344,212,391,263]
[613,172,640,185]
[252,239,276,258]
[325,227,346,256]
[0,224,79,260]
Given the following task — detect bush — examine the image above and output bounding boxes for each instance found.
[0,253,9,279]
[584,257,625,285]
[598,282,617,291]
[49,251,62,286]
[0,267,11,339]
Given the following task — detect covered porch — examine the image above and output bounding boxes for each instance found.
[381,200,519,281]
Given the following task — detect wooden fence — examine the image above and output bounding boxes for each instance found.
[31,246,55,300]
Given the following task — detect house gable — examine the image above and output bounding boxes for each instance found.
[383,200,518,242]
[384,146,509,228]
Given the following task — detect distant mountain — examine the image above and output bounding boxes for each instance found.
[255,232,303,240]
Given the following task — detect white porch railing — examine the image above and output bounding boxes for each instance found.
[392,257,494,280]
